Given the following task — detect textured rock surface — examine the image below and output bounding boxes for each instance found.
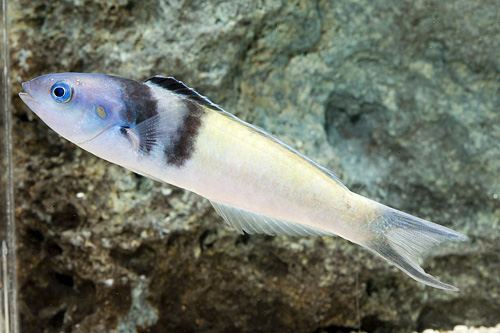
[9,0,500,332]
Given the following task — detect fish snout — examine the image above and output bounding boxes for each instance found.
[19,81,38,108]
[21,81,32,95]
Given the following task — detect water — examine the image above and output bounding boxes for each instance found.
[6,1,500,332]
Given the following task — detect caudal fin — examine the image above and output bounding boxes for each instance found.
[362,204,467,291]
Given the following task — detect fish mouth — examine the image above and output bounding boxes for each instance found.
[19,81,37,106]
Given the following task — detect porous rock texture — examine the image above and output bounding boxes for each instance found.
[9,0,500,332]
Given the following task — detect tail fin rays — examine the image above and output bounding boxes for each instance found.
[364,205,466,291]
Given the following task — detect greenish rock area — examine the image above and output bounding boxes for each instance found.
[9,0,500,332]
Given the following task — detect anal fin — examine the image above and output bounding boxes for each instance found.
[210,201,334,237]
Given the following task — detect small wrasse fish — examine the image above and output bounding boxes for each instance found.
[19,73,466,290]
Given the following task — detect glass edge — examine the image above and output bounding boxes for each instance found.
[1,0,19,331]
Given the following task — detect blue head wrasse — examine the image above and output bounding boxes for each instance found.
[19,73,467,291]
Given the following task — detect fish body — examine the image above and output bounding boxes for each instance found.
[19,73,466,290]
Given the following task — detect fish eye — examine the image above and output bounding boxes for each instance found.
[51,82,73,103]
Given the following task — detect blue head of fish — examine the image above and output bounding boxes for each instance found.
[19,73,128,145]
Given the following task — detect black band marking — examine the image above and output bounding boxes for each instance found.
[110,75,159,153]
[164,100,205,167]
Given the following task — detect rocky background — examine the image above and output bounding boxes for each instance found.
[9,0,500,332]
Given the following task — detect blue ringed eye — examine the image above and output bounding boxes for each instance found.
[51,82,73,103]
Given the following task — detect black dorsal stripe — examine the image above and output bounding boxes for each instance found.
[145,76,223,112]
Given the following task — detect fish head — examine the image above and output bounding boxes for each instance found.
[19,73,127,145]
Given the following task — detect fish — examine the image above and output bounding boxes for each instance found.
[19,73,466,291]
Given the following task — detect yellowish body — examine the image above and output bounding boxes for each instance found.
[188,108,377,244]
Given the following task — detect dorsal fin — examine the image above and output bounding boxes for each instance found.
[145,76,223,112]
